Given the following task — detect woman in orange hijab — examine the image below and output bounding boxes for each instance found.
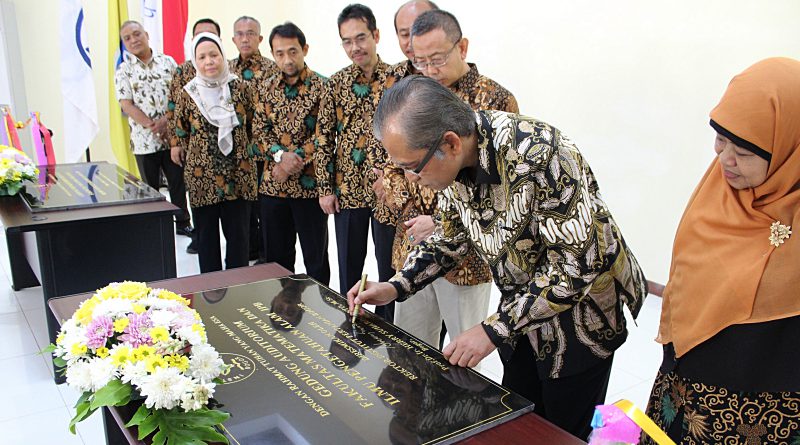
[644,57,800,444]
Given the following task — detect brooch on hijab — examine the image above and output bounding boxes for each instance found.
[769,221,792,247]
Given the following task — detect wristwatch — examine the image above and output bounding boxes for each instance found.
[274,149,286,163]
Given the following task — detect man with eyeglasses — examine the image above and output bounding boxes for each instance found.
[230,16,279,264]
[350,75,648,440]
[314,4,404,321]
[393,0,438,74]
[382,8,518,355]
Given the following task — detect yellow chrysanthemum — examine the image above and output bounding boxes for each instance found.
[191,324,207,341]
[132,304,146,314]
[113,317,130,333]
[70,343,88,356]
[111,346,131,366]
[149,326,169,342]
[145,354,167,373]
[167,354,190,372]
[131,345,155,363]
[154,289,190,306]
[56,333,65,345]
[74,299,100,326]
[115,281,150,300]
[96,347,109,358]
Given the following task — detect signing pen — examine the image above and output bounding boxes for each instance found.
[351,273,367,324]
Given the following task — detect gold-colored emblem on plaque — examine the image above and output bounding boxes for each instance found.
[769,221,792,247]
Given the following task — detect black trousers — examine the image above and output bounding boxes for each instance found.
[249,161,265,261]
[260,195,331,285]
[502,337,613,441]
[192,199,251,273]
[334,208,396,321]
[135,150,190,227]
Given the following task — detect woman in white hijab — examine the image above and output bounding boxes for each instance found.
[172,32,258,273]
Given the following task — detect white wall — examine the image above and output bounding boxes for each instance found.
[9,0,800,283]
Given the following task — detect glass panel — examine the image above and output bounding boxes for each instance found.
[188,276,534,445]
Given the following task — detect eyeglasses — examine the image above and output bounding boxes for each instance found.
[234,30,258,39]
[405,134,444,176]
[341,33,371,49]
[411,40,459,71]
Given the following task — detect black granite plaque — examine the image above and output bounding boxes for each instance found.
[189,276,534,445]
[20,162,164,212]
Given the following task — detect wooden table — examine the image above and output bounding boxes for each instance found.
[49,264,585,445]
[1,186,179,380]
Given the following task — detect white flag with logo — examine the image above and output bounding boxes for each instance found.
[141,0,163,53]
[59,0,98,162]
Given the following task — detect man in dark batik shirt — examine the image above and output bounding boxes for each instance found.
[314,4,404,321]
[229,16,279,264]
[167,18,220,255]
[350,76,648,440]
[254,22,330,285]
[385,8,519,354]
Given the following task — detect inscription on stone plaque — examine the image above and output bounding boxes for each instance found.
[190,276,534,445]
[21,162,164,212]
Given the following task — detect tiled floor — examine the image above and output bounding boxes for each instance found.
[0,216,662,444]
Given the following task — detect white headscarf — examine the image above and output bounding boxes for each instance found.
[184,32,238,156]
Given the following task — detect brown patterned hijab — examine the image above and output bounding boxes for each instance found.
[658,57,800,357]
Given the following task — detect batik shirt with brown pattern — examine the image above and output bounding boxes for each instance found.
[384,62,519,286]
[171,78,258,208]
[167,60,195,148]
[229,53,279,85]
[255,65,326,199]
[390,110,647,378]
[314,57,404,224]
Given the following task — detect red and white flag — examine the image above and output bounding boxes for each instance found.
[141,0,189,64]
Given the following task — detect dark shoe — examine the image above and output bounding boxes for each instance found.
[176,226,194,237]
[186,238,198,254]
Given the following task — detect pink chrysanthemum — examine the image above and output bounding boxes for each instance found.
[85,316,114,349]
[119,312,153,348]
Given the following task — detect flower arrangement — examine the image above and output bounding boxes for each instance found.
[45,281,231,445]
[0,145,38,196]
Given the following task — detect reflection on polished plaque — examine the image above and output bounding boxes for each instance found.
[189,276,534,445]
[20,162,164,212]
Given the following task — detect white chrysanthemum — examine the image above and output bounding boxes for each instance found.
[88,357,118,391]
[149,309,178,328]
[120,361,148,387]
[91,298,134,319]
[65,359,94,393]
[188,343,225,381]
[180,381,215,411]
[176,326,204,346]
[139,296,181,311]
[139,367,192,410]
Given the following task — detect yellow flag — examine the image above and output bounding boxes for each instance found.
[108,0,139,177]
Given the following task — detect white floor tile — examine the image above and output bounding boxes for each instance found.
[0,311,40,360]
[606,380,656,411]
[75,404,108,445]
[0,353,66,422]
[0,406,83,445]
[15,286,45,311]
[23,305,51,353]
[0,286,21,314]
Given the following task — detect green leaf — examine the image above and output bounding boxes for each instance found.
[125,403,151,427]
[90,380,132,410]
[68,392,97,434]
[41,344,56,354]
[136,408,162,439]
[53,355,67,368]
